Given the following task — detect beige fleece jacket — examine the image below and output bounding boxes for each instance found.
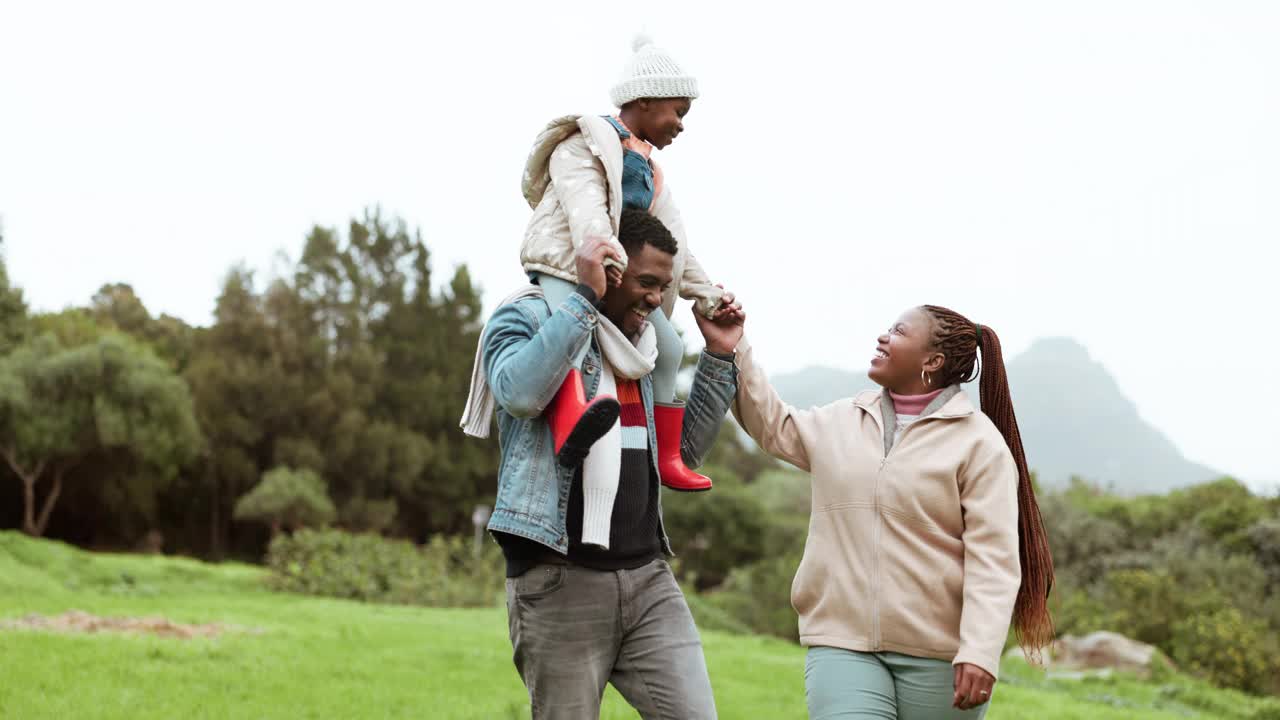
[731,339,1021,679]
[518,114,723,319]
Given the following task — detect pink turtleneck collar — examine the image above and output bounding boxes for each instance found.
[889,388,945,416]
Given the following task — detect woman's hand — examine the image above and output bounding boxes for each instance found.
[953,663,994,710]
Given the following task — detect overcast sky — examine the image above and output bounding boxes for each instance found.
[2,1,1276,490]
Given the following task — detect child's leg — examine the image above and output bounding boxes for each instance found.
[536,272,577,308]
[649,308,712,491]
[649,309,683,405]
[534,273,590,368]
[531,272,619,468]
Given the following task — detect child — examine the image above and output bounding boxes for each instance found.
[518,35,725,492]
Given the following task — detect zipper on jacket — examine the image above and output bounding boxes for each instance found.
[872,451,885,650]
[869,412,962,651]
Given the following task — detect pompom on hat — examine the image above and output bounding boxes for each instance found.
[609,34,700,107]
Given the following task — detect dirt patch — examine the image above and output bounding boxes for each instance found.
[0,610,259,639]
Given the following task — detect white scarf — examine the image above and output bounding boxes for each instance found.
[578,358,620,548]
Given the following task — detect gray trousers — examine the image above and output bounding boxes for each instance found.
[505,558,717,720]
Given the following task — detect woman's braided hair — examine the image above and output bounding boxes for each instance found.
[921,304,1056,657]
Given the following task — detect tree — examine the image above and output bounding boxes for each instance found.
[374,255,497,535]
[0,332,202,536]
[284,209,495,536]
[185,266,285,556]
[234,466,336,535]
[0,234,28,355]
[90,283,195,371]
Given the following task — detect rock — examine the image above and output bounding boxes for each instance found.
[1054,631,1159,674]
[1005,631,1167,679]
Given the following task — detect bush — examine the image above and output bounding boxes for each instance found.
[1052,587,1110,639]
[265,528,504,608]
[1169,607,1279,695]
[662,472,770,591]
[1247,518,1280,592]
[1040,491,1130,586]
[1252,701,1280,720]
[705,551,802,642]
[1153,534,1274,624]
[1045,479,1280,696]
[1163,478,1271,552]
[1094,569,1186,647]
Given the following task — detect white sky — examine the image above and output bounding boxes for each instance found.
[2,1,1276,490]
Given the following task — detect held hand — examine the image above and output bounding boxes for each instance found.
[953,663,995,710]
[575,237,623,299]
[694,287,744,356]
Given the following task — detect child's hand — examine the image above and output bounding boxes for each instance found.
[695,287,745,356]
[711,291,742,322]
[709,285,744,323]
[606,265,624,289]
[575,237,623,300]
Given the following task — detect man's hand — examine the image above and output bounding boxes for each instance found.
[694,288,744,356]
[953,663,995,710]
[575,237,623,300]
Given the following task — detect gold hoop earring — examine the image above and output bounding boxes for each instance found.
[921,370,931,387]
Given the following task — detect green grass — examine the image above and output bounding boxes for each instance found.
[2,531,1277,719]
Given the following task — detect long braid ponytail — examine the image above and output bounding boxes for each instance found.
[921,305,1056,656]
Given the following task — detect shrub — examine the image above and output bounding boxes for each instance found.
[705,551,802,642]
[1093,569,1185,647]
[662,475,770,591]
[265,528,503,608]
[1040,491,1130,586]
[1246,518,1280,592]
[1252,701,1280,720]
[1169,607,1278,694]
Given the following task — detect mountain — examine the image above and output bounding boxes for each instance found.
[766,337,1219,493]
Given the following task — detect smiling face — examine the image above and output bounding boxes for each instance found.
[625,97,692,149]
[601,243,674,338]
[867,307,947,394]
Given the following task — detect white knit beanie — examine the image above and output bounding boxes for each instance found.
[609,34,700,107]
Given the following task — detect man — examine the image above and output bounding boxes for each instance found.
[481,208,744,719]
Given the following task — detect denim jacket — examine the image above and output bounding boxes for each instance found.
[481,290,737,555]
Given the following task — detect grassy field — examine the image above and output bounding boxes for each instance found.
[2,531,1277,720]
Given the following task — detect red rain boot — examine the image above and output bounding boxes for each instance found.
[654,402,712,492]
[548,369,620,468]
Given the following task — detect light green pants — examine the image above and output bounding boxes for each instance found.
[535,273,683,404]
[805,647,991,719]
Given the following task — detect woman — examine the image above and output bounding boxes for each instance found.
[732,305,1054,718]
